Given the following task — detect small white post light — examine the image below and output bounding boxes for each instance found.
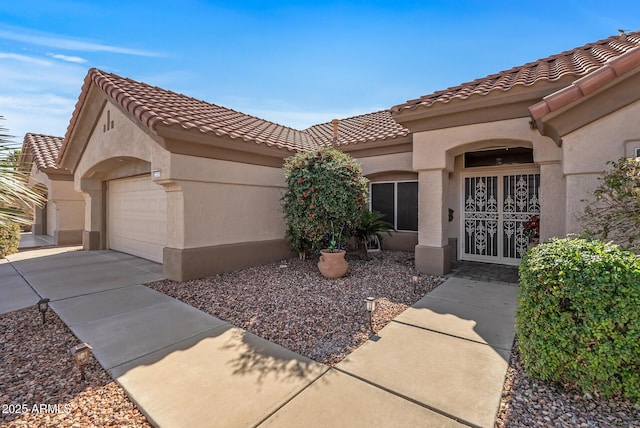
[365,297,376,332]
[38,298,50,325]
[70,343,93,381]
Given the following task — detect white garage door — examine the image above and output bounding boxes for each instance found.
[108,175,167,263]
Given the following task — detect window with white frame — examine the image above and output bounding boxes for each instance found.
[370,181,418,231]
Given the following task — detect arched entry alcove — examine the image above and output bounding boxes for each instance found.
[80,157,168,263]
[447,140,539,265]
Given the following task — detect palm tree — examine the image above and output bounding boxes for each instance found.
[0,117,44,227]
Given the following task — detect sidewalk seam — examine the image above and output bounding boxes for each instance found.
[7,260,43,299]
[333,367,481,428]
[390,319,513,352]
[251,366,330,427]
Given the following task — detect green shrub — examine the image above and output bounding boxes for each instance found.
[517,237,640,402]
[580,157,640,253]
[0,222,20,258]
[282,147,368,255]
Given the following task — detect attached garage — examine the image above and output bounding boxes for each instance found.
[107,175,167,263]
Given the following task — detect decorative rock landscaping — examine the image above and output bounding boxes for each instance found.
[0,307,150,427]
[2,250,638,427]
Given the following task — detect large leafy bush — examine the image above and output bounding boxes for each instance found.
[580,157,640,253]
[282,147,368,254]
[0,222,20,258]
[517,237,640,402]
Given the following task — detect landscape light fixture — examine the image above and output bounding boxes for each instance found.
[412,275,419,294]
[70,343,93,381]
[37,298,50,325]
[365,297,376,332]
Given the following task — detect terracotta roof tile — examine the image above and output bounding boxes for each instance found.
[23,133,64,170]
[64,69,317,152]
[61,69,410,159]
[392,31,640,113]
[305,110,410,146]
[530,45,640,119]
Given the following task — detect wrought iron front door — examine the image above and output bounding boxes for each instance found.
[462,171,540,264]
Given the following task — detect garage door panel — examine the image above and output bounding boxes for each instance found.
[108,176,167,263]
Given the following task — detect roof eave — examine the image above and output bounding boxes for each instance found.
[155,123,299,168]
[335,134,413,157]
[392,79,575,133]
[530,47,640,146]
[58,70,100,171]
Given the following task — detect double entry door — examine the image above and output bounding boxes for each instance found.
[461,170,540,265]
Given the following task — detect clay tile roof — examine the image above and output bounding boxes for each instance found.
[62,69,410,156]
[23,133,64,170]
[65,68,317,152]
[530,45,640,119]
[392,31,640,114]
[305,110,410,146]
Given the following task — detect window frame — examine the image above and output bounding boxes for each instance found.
[369,180,418,232]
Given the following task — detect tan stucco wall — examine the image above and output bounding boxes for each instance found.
[74,99,288,264]
[75,101,166,182]
[29,165,83,243]
[357,152,413,176]
[159,154,286,249]
[412,118,556,171]
[561,99,640,234]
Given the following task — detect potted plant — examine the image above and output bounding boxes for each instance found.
[354,209,393,257]
[318,221,349,278]
[523,214,540,246]
[282,147,368,278]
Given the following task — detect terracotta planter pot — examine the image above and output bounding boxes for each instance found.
[317,249,348,279]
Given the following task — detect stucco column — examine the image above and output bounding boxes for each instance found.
[161,180,185,249]
[32,203,45,235]
[79,178,104,250]
[538,161,565,241]
[415,168,452,275]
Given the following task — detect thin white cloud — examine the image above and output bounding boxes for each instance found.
[1,95,75,141]
[0,27,160,57]
[0,52,51,66]
[47,53,87,63]
[0,51,86,139]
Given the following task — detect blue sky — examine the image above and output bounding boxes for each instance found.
[0,1,638,146]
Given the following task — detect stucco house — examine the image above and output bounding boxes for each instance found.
[19,133,84,245]
[54,31,640,281]
[391,31,640,275]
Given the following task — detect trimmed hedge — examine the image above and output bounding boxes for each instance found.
[517,237,640,403]
[0,222,20,258]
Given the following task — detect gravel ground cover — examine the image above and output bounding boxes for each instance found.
[149,251,442,365]
[3,250,638,427]
[496,344,640,427]
[0,307,150,428]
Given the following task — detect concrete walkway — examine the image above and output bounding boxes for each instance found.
[18,232,55,250]
[2,248,518,428]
